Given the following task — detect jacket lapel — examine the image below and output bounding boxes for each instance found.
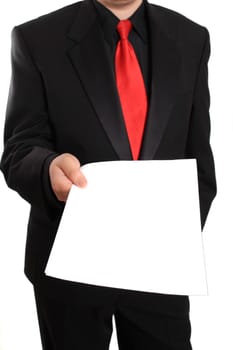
[66,0,132,159]
[66,0,182,160]
[139,2,182,159]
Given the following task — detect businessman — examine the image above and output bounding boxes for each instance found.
[0,0,217,348]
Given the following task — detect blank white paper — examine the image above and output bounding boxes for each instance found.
[45,159,208,295]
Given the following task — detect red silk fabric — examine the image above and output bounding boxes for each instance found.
[115,19,148,160]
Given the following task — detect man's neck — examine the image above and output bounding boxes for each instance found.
[96,0,143,20]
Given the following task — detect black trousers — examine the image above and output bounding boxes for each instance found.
[33,274,192,350]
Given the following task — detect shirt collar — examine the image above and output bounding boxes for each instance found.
[92,0,149,46]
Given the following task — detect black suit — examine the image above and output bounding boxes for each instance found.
[0,0,217,348]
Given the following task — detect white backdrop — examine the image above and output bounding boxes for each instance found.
[0,1,232,349]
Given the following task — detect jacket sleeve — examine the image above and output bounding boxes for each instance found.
[185,27,217,231]
[0,25,65,216]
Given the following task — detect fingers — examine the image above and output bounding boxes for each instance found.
[49,153,87,202]
[57,154,87,187]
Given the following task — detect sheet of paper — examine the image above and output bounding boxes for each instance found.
[45,159,208,295]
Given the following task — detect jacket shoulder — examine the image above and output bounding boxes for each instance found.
[148,2,208,50]
[13,0,83,34]
[149,2,208,43]
[151,3,206,30]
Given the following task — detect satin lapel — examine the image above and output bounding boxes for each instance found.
[139,2,182,159]
[66,0,132,159]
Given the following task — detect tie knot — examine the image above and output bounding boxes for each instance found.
[116,19,132,40]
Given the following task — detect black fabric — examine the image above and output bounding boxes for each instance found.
[33,274,192,350]
[0,0,217,286]
[0,1,217,348]
[91,0,151,98]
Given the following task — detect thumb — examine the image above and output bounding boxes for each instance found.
[62,156,87,187]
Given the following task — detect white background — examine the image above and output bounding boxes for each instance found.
[0,1,232,349]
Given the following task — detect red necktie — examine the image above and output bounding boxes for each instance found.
[115,19,148,160]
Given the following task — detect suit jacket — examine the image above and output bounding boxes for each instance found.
[0,0,217,284]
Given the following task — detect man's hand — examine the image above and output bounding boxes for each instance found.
[49,153,87,202]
